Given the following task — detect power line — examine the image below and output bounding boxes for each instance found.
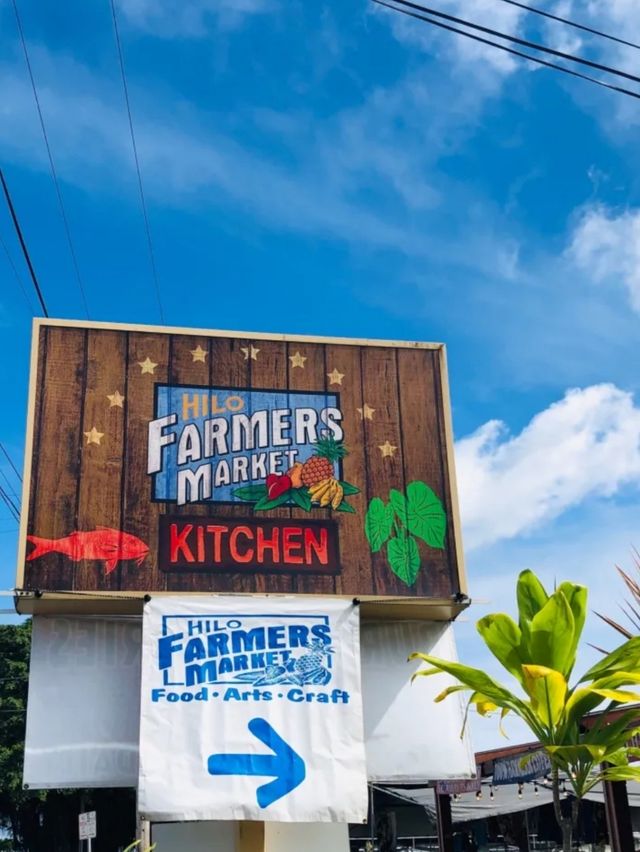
[0,229,37,314]
[11,0,90,319]
[373,1,640,101]
[0,484,20,523]
[109,0,165,324]
[0,169,49,316]
[0,467,20,505]
[383,0,640,87]
[0,443,22,484]
[494,0,640,52]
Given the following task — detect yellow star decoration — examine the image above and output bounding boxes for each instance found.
[327,368,344,385]
[289,350,307,369]
[138,357,158,375]
[84,426,104,446]
[378,440,397,459]
[357,403,375,420]
[190,345,208,363]
[241,345,260,361]
[107,390,125,408]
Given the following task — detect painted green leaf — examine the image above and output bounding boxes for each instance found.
[339,481,360,496]
[254,492,292,511]
[405,481,447,549]
[389,488,408,526]
[233,485,268,501]
[335,501,356,514]
[365,498,394,552]
[387,533,420,586]
[290,489,312,511]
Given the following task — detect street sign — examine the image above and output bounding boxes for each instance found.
[17,319,466,615]
[137,595,367,823]
[78,811,96,840]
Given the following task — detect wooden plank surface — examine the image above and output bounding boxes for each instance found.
[119,332,170,592]
[27,327,85,592]
[23,326,461,602]
[325,343,369,596]
[75,329,127,592]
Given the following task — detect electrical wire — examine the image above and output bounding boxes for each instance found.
[383,0,640,87]
[109,0,165,324]
[373,1,640,101]
[0,169,49,316]
[0,467,20,506]
[0,484,20,523]
[0,443,22,484]
[11,0,90,319]
[494,0,640,52]
[0,230,37,314]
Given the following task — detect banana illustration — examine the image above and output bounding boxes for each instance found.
[320,487,334,508]
[310,479,333,502]
[330,482,344,510]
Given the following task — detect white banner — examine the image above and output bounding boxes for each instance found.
[138,596,367,823]
[24,616,141,789]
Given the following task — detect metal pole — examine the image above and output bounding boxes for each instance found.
[602,778,634,852]
[435,792,454,852]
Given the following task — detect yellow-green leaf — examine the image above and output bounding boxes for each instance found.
[435,685,469,703]
[522,664,567,727]
[529,591,575,677]
[590,688,640,703]
[476,614,524,683]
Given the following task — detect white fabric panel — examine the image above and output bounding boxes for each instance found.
[24,616,141,788]
[362,621,475,782]
[24,616,473,790]
[151,821,237,851]
[264,821,350,851]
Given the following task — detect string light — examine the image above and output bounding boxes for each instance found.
[476,790,483,800]
[518,783,523,798]
[534,784,539,796]
[489,786,494,800]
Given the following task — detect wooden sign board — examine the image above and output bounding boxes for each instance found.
[16,320,466,617]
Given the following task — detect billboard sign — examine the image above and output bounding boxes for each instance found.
[17,320,465,608]
[138,596,367,823]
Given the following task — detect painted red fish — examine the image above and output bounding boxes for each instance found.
[26,527,149,575]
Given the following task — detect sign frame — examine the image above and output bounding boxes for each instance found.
[15,318,467,618]
[78,810,96,840]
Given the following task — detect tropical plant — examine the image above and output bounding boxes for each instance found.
[595,553,640,640]
[412,570,640,852]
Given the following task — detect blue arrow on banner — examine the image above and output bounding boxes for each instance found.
[207,717,306,808]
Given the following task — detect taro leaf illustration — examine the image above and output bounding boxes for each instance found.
[387,531,420,586]
[365,497,394,552]
[389,488,408,525]
[291,489,312,511]
[406,481,447,549]
[234,485,268,501]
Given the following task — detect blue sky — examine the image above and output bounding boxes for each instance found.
[2,0,640,748]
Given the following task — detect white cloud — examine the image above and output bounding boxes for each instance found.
[455,384,640,551]
[568,205,640,313]
[376,0,525,75]
[117,0,271,37]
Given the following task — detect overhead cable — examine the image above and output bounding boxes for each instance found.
[0,230,37,313]
[494,0,640,52]
[109,0,165,323]
[0,169,49,316]
[0,443,22,484]
[11,0,90,319]
[382,0,640,87]
[373,1,640,101]
[0,484,20,523]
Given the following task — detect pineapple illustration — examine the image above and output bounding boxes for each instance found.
[301,436,347,488]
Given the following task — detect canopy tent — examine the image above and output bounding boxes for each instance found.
[378,781,640,823]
